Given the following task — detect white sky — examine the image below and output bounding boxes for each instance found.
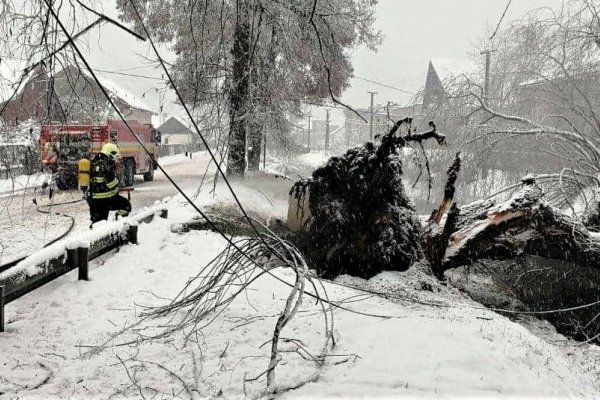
[81,0,564,121]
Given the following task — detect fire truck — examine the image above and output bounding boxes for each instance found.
[40,120,160,190]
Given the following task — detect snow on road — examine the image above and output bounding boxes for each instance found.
[0,174,598,399]
[0,151,214,265]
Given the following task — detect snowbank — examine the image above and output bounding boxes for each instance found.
[296,151,332,170]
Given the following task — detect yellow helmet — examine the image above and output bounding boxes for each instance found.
[101,142,121,160]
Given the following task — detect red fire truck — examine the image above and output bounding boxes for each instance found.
[40,120,160,190]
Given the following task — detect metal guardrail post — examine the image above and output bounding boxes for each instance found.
[78,247,89,281]
[128,225,138,245]
[0,285,5,332]
[67,248,79,271]
[159,209,168,219]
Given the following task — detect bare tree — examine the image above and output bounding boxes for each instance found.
[448,1,600,212]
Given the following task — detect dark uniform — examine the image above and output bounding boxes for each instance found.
[88,153,131,223]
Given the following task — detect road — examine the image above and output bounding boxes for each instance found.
[0,152,214,265]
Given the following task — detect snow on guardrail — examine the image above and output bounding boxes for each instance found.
[0,200,169,284]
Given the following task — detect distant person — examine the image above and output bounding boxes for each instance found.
[87,143,131,225]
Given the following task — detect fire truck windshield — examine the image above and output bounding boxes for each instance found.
[58,133,90,162]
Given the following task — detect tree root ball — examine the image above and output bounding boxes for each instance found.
[292,141,423,279]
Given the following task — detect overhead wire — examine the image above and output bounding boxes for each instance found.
[490,0,514,40]
[352,75,416,95]
[94,69,166,81]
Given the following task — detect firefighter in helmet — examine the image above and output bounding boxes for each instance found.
[87,143,132,224]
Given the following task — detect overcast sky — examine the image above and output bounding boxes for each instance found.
[345,0,564,107]
[84,0,565,121]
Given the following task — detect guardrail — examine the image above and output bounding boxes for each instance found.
[0,206,169,332]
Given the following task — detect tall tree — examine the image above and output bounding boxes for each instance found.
[116,0,381,176]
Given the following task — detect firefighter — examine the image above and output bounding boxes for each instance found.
[87,143,132,224]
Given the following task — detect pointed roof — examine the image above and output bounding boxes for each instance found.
[423,61,447,109]
[158,115,193,135]
[429,58,479,84]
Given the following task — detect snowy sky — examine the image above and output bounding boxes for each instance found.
[81,0,564,120]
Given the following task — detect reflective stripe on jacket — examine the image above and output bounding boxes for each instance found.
[89,153,119,199]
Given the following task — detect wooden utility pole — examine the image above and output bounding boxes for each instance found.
[307,112,311,149]
[480,49,497,103]
[368,91,377,140]
[262,132,266,170]
[346,120,351,147]
[325,109,330,150]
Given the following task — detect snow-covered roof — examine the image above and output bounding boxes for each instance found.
[79,68,156,114]
[158,115,195,134]
[172,115,193,129]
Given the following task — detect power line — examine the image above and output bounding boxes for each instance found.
[490,0,513,40]
[103,64,157,72]
[352,75,416,95]
[95,69,165,81]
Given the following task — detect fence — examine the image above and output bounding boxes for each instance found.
[0,205,169,332]
[159,143,205,157]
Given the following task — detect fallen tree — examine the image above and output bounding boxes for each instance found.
[290,119,446,279]
[286,117,600,342]
[423,174,600,275]
[422,163,600,341]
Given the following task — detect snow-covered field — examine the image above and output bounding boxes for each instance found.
[1,173,599,399]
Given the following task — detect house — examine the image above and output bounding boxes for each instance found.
[0,64,156,126]
[157,116,196,145]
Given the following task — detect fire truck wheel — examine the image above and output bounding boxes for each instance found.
[56,173,77,190]
[143,163,154,182]
[123,159,135,187]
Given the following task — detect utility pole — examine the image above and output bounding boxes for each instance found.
[346,120,350,147]
[368,91,377,140]
[325,109,330,151]
[307,112,311,149]
[156,88,164,125]
[262,132,266,170]
[480,49,497,104]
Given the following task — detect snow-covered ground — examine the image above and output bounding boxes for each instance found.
[0,151,204,197]
[1,174,599,399]
[0,172,50,196]
[295,151,331,170]
[0,151,213,264]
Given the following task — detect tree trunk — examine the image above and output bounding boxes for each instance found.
[247,116,262,171]
[248,22,277,172]
[423,174,600,275]
[226,0,251,177]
